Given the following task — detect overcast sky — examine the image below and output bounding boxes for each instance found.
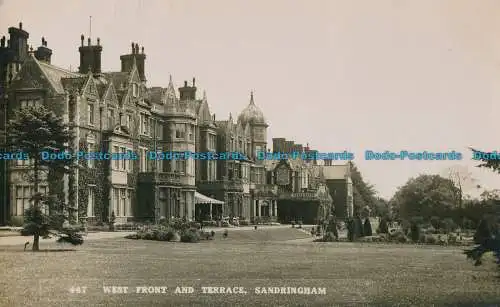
[1,0,499,199]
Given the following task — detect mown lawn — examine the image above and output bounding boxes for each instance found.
[0,229,499,307]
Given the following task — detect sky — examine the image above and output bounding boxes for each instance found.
[1,0,499,199]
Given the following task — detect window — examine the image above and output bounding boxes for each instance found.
[188,125,193,141]
[175,159,185,173]
[16,158,33,166]
[120,147,126,170]
[140,147,147,172]
[108,109,115,129]
[120,189,126,217]
[87,188,95,217]
[132,83,138,97]
[127,190,132,216]
[126,114,131,129]
[113,188,119,216]
[175,124,185,139]
[113,146,119,170]
[87,141,95,168]
[140,114,149,135]
[208,134,216,150]
[19,99,39,109]
[15,186,47,216]
[88,104,94,125]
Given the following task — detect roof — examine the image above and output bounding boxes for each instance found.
[238,92,266,125]
[195,192,224,204]
[103,72,130,90]
[322,164,350,180]
[60,76,87,93]
[37,60,83,94]
[148,87,163,103]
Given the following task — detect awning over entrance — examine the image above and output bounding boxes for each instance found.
[195,192,224,205]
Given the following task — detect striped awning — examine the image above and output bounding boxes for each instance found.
[195,192,224,205]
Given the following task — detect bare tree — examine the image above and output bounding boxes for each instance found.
[442,165,478,208]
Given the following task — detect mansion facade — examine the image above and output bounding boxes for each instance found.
[0,22,353,226]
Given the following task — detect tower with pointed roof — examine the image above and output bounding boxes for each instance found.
[237,91,268,161]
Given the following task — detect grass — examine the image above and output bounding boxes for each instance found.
[0,228,499,306]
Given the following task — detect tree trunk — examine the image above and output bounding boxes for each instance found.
[33,233,40,251]
[32,159,40,251]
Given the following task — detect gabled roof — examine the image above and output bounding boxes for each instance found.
[60,76,87,93]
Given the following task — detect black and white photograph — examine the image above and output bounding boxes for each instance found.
[1,0,500,306]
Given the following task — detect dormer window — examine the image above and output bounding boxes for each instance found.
[132,83,138,97]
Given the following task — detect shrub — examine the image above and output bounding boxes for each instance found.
[425,235,437,244]
[125,234,139,239]
[448,233,458,244]
[189,222,201,230]
[378,218,389,234]
[322,232,337,242]
[389,230,408,243]
[9,216,24,227]
[180,230,200,243]
[425,227,436,234]
[363,219,373,236]
[239,219,250,226]
[202,220,217,227]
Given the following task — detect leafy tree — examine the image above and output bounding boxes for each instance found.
[442,165,477,209]
[363,218,372,236]
[390,174,459,220]
[349,162,378,215]
[6,105,82,251]
[372,197,391,218]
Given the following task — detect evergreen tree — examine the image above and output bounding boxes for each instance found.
[466,149,500,274]
[410,222,420,242]
[354,216,364,238]
[6,105,82,250]
[378,218,389,234]
[474,219,492,244]
[347,219,355,241]
[363,218,372,236]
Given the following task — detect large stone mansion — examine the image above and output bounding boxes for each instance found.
[0,22,353,226]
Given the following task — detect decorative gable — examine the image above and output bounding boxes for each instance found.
[11,58,54,94]
[83,76,99,101]
[105,83,119,107]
